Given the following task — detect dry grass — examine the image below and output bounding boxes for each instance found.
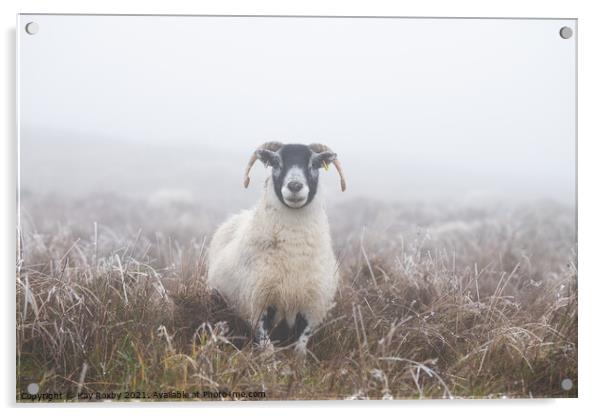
[16,195,577,401]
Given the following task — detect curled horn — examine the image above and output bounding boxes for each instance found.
[243,141,283,188]
[309,143,347,192]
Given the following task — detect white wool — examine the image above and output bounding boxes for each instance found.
[207,176,339,328]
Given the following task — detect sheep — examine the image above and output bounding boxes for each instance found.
[206,142,346,356]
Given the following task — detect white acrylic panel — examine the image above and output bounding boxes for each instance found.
[17,15,577,402]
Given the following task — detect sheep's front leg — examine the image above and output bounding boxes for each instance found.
[255,306,276,349]
[292,313,312,357]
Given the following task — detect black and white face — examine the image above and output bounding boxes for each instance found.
[256,144,337,209]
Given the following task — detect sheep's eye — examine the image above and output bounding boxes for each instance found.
[269,158,281,169]
[311,158,323,170]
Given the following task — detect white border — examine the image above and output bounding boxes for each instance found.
[2,1,601,415]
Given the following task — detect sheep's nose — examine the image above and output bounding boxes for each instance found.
[287,181,303,193]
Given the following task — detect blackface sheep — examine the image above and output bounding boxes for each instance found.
[207,142,346,356]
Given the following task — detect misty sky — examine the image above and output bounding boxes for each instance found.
[18,15,576,207]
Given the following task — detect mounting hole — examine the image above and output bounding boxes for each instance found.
[559,26,573,39]
[561,378,573,391]
[27,383,39,395]
[25,22,39,35]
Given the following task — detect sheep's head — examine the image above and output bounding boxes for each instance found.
[243,142,346,209]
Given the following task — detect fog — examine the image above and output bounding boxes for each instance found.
[18,15,576,209]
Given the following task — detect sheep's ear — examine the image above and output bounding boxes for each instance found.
[311,151,337,169]
[256,149,281,168]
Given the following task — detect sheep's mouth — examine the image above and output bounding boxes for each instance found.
[284,196,307,207]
